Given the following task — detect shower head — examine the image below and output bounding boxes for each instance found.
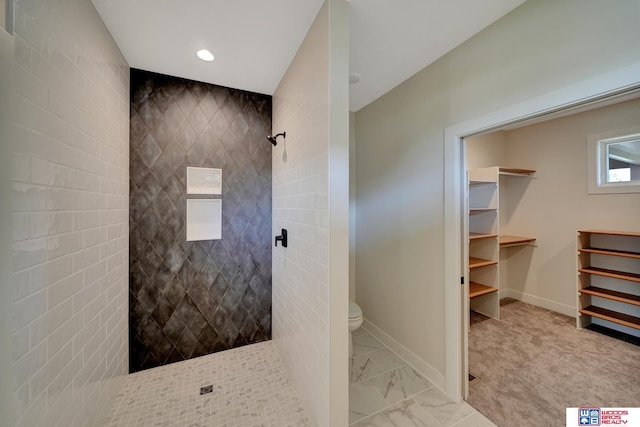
[266,132,286,146]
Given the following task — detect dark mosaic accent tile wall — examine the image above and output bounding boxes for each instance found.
[129,69,272,372]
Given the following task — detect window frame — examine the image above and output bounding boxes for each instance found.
[587,127,640,194]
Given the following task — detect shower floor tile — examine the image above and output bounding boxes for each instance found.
[103,341,310,427]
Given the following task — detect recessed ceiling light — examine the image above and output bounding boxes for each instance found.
[197,49,214,62]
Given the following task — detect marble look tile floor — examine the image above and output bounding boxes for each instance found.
[350,330,495,427]
[103,340,309,427]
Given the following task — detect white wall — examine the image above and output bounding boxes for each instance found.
[465,132,507,171]
[328,2,349,422]
[349,111,356,300]
[355,0,640,388]
[1,22,15,427]
[272,0,349,425]
[10,0,130,425]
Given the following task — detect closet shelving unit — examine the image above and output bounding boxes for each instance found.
[577,230,640,333]
[468,167,536,317]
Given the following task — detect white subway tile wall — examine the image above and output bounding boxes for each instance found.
[11,0,129,425]
[272,3,331,426]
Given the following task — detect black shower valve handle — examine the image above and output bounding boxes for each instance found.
[275,229,288,248]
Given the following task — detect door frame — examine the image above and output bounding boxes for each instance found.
[443,61,640,401]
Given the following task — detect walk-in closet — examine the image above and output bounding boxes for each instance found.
[461,95,640,426]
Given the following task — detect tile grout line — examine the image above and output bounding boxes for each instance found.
[350,361,408,385]
[349,391,442,427]
[350,331,493,426]
[350,332,437,425]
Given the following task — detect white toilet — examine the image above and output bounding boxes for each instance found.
[349,300,363,358]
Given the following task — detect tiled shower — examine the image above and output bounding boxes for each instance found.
[129,70,273,372]
[6,0,346,424]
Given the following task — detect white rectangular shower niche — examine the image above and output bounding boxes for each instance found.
[186,199,222,241]
[186,167,222,241]
[187,167,222,195]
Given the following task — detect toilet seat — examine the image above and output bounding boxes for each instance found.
[348,301,363,358]
[349,300,362,320]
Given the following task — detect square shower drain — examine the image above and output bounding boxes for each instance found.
[200,385,213,395]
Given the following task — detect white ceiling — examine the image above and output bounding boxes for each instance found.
[92,0,525,112]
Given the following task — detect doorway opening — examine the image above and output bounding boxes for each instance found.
[444,64,640,407]
[462,94,640,425]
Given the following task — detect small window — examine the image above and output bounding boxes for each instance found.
[588,128,640,194]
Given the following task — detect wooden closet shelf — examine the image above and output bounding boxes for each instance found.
[579,286,640,307]
[579,247,640,259]
[579,267,640,283]
[469,282,498,298]
[469,208,497,214]
[499,235,536,247]
[579,306,640,331]
[498,167,535,176]
[469,232,498,240]
[469,257,498,269]
[578,229,640,238]
[469,180,497,185]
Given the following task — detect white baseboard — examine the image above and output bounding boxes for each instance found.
[502,289,575,318]
[362,318,445,392]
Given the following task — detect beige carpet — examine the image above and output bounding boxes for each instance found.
[467,299,640,427]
